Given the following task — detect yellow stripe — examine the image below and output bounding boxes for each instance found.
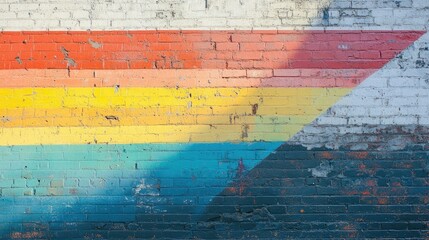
[0,124,307,145]
[0,87,349,109]
[0,87,352,145]
[1,111,317,128]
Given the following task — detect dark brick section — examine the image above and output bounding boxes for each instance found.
[197,141,429,238]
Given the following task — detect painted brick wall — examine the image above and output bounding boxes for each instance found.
[0,0,428,239]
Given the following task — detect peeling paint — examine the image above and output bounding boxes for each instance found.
[309,161,333,178]
[88,38,103,49]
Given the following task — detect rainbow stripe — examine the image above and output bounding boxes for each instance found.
[0,30,423,147]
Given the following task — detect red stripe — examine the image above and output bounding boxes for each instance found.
[0,30,424,70]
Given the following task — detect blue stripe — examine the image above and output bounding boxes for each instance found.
[0,142,282,225]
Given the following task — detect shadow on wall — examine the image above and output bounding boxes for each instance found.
[198,126,429,239]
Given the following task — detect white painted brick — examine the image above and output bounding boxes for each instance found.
[38,3,58,11]
[368,107,401,117]
[5,20,34,28]
[1,0,427,30]
[33,20,60,28]
[328,10,340,18]
[351,88,383,97]
[383,88,429,97]
[348,117,381,125]
[417,96,429,106]
[413,0,429,8]
[226,19,253,27]
[401,17,429,25]
[332,0,352,8]
[2,12,17,19]
[387,98,418,106]
[72,10,90,19]
[197,18,228,27]
[111,19,142,28]
[9,3,39,11]
[351,0,377,8]
[403,69,427,77]
[378,117,395,125]
[60,20,80,28]
[269,1,296,9]
[379,69,403,77]
[91,20,111,28]
[126,11,156,19]
[393,116,418,125]
[170,19,197,27]
[282,18,310,26]
[330,107,368,117]
[336,96,384,106]
[140,19,168,28]
[315,117,348,125]
[78,20,92,29]
[0,4,9,11]
[50,11,73,19]
[187,0,206,11]
[419,118,429,124]
[400,107,429,116]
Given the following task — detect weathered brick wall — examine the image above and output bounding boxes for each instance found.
[0,0,428,239]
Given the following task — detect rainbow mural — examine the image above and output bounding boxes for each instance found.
[0,30,425,238]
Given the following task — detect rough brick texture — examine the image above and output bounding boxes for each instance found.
[0,0,428,239]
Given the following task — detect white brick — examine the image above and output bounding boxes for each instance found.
[109,19,133,28]
[351,0,376,8]
[60,20,80,28]
[419,118,429,124]
[331,107,368,117]
[315,117,348,125]
[388,77,420,87]
[227,19,253,27]
[393,116,418,125]
[0,1,425,32]
[126,11,156,19]
[413,0,429,8]
[2,12,17,19]
[9,3,39,11]
[169,19,196,27]
[197,18,228,27]
[33,20,60,28]
[348,117,381,125]
[0,4,9,11]
[387,98,418,106]
[50,11,73,19]
[72,10,90,19]
[91,20,111,28]
[78,20,92,29]
[368,107,401,117]
[5,20,34,28]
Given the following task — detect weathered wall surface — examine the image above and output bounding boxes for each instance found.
[0,0,428,239]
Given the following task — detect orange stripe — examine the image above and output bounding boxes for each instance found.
[0,69,375,88]
[0,30,423,69]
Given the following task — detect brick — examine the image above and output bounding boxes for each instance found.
[273,69,301,76]
[233,51,262,60]
[240,42,265,51]
[246,69,273,78]
[231,34,262,42]
[215,42,239,51]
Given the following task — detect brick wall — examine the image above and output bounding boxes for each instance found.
[0,0,428,239]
